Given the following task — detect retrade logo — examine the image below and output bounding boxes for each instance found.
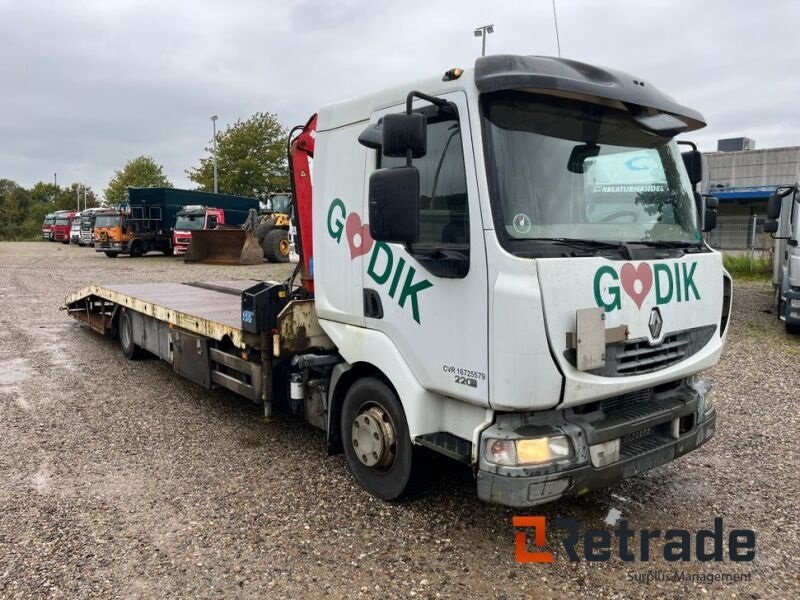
[594,261,701,313]
[513,517,755,563]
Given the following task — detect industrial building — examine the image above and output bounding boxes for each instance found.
[701,138,800,250]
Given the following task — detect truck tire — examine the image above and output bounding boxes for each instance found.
[341,377,417,501]
[105,251,119,258]
[263,229,290,263]
[254,221,273,245]
[130,240,144,257]
[162,247,174,256]
[119,310,141,360]
[787,322,800,335]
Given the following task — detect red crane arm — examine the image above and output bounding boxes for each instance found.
[290,114,317,294]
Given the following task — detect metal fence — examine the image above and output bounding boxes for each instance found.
[704,214,772,251]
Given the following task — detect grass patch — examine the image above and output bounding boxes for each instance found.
[723,252,772,281]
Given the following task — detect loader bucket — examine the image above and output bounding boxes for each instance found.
[183,230,264,265]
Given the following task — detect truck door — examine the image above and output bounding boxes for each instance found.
[364,91,489,404]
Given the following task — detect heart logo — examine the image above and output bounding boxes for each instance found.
[345,212,374,259]
[620,262,653,309]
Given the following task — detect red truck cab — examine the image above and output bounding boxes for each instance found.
[172,206,225,256]
[51,211,78,243]
[41,213,56,240]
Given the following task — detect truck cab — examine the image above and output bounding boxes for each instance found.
[70,212,83,244]
[765,184,800,332]
[310,55,729,506]
[41,213,56,240]
[52,211,77,244]
[172,206,225,256]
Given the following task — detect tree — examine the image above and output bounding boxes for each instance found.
[29,182,60,204]
[54,183,100,212]
[187,112,289,198]
[105,156,172,205]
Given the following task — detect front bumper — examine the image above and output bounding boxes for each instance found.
[783,288,800,325]
[95,241,129,253]
[476,382,716,507]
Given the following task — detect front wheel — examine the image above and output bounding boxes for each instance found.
[104,251,119,258]
[341,378,416,500]
[263,229,290,263]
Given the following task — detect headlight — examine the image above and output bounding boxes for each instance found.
[485,435,572,466]
[790,299,800,308]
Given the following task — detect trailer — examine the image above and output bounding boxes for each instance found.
[66,55,729,507]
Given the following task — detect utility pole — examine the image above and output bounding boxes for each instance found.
[473,24,494,57]
[211,115,219,194]
[76,184,80,212]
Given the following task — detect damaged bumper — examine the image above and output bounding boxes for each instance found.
[476,380,716,508]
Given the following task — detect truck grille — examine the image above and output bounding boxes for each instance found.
[565,325,716,377]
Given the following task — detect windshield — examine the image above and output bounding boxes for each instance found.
[175,214,205,230]
[95,215,120,228]
[270,194,291,213]
[482,91,700,250]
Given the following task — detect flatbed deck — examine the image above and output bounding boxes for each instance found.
[65,280,265,348]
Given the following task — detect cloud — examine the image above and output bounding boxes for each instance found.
[0,0,798,196]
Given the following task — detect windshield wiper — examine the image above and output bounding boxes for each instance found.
[628,240,704,251]
[536,238,633,259]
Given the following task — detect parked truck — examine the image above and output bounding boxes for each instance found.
[41,213,56,240]
[51,211,78,244]
[172,192,260,256]
[94,188,188,257]
[764,183,800,333]
[79,208,103,246]
[65,56,729,507]
[70,212,83,244]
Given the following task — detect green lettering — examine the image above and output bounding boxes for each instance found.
[388,257,406,298]
[593,266,621,312]
[674,263,682,302]
[398,265,433,324]
[682,262,700,300]
[654,264,673,304]
[326,198,346,242]
[366,242,393,285]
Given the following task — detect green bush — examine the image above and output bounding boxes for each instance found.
[723,252,773,279]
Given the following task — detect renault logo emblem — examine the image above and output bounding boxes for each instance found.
[649,308,663,339]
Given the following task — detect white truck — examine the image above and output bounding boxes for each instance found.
[65,55,729,507]
[764,184,800,332]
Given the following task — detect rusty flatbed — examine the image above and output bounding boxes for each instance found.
[65,280,265,348]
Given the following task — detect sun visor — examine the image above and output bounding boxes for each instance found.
[475,55,706,132]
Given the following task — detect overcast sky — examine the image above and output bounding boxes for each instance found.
[1,0,798,198]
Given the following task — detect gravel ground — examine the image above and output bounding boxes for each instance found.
[0,241,797,599]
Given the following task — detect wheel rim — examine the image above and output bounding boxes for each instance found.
[279,238,290,256]
[351,405,396,469]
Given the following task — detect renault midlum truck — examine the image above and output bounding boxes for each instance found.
[66,56,730,507]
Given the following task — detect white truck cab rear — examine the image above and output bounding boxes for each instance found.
[312,56,729,506]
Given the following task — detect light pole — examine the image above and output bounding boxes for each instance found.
[211,115,219,194]
[474,24,494,57]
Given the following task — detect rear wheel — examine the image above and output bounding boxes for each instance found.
[104,251,119,258]
[119,310,141,360]
[263,228,290,263]
[341,378,416,500]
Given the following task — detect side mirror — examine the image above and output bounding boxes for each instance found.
[382,113,426,158]
[681,150,703,186]
[703,209,717,232]
[368,166,420,243]
[764,220,779,234]
[767,193,782,220]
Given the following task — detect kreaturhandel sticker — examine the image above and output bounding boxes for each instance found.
[326,198,433,324]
